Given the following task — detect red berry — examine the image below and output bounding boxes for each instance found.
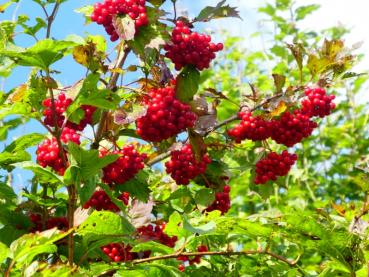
[136,84,197,142]
[101,145,147,185]
[165,144,211,185]
[270,110,317,147]
[228,111,271,143]
[83,190,130,211]
[178,264,185,272]
[164,21,223,71]
[301,87,336,118]
[205,186,231,215]
[254,151,297,184]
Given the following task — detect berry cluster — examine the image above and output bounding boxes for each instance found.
[136,85,197,142]
[302,87,336,118]
[205,185,231,215]
[270,110,317,147]
[227,111,271,143]
[43,93,96,131]
[29,214,68,232]
[91,0,148,42]
[83,190,130,211]
[36,128,81,175]
[137,223,178,248]
[102,243,137,262]
[255,151,297,184]
[177,245,209,270]
[164,21,223,71]
[165,144,211,185]
[101,145,146,185]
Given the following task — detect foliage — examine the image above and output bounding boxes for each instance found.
[0,0,369,276]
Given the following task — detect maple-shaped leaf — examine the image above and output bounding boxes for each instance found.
[195,0,241,22]
[112,15,136,41]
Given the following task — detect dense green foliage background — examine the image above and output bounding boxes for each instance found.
[1,0,369,276]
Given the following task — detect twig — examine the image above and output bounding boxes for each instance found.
[131,249,301,268]
[146,151,171,166]
[46,2,60,39]
[92,47,131,149]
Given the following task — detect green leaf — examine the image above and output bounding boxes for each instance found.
[0,39,76,70]
[194,188,215,206]
[67,74,120,120]
[195,0,241,22]
[0,242,9,263]
[67,142,118,181]
[175,65,200,103]
[9,228,72,267]
[4,133,44,153]
[74,5,93,25]
[295,4,320,21]
[0,182,17,202]
[77,211,135,243]
[183,216,216,235]
[14,161,63,185]
[131,241,174,254]
[116,170,151,202]
[0,150,30,166]
[164,211,190,238]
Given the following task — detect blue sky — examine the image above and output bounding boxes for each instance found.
[1,0,368,191]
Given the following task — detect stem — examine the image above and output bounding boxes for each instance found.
[131,249,301,268]
[146,151,171,166]
[46,1,60,39]
[92,47,131,149]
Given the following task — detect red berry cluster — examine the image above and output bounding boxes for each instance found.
[136,85,197,142]
[165,144,211,185]
[177,245,209,269]
[102,243,138,262]
[255,151,297,184]
[302,87,336,118]
[164,21,223,71]
[43,93,96,131]
[29,214,68,232]
[101,145,146,185]
[91,0,148,42]
[205,185,231,215]
[227,111,271,143]
[271,110,317,147]
[60,127,81,145]
[83,190,130,211]
[36,128,81,175]
[137,223,178,248]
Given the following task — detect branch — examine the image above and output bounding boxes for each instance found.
[46,1,60,39]
[92,47,131,149]
[146,151,171,166]
[131,249,301,268]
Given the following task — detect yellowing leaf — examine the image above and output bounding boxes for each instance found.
[9,84,27,103]
[270,100,287,117]
[73,45,89,66]
[137,78,159,92]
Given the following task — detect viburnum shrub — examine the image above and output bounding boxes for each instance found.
[1,0,366,276]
